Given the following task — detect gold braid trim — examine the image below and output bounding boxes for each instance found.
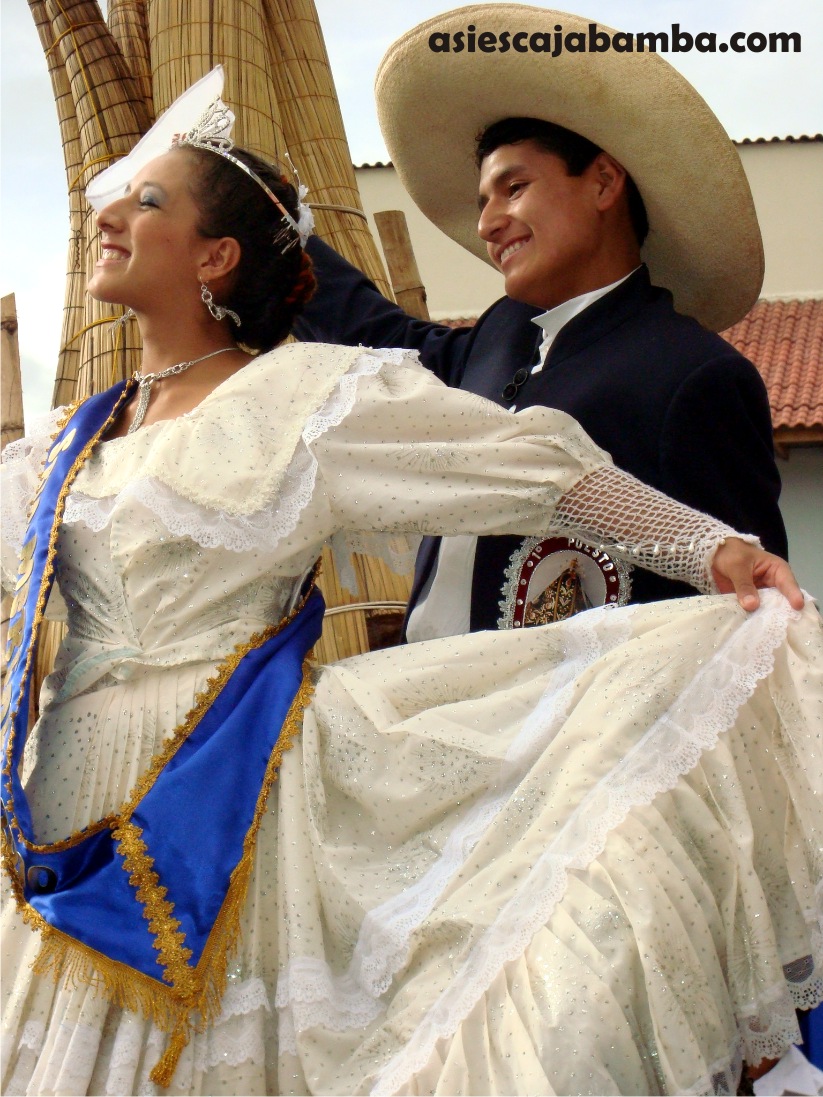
[3,821,191,1033]
[2,388,134,858]
[112,822,195,993]
[7,667,315,1089]
[149,665,315,1086]
[7,570,318,1087]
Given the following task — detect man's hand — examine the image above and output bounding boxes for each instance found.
[712,538,804,611]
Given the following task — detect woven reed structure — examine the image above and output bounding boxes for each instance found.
[27,0,413,659]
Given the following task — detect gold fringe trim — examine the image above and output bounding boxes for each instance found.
[12,667,315,1088]
[30,924,186,1029]
[6,569,319,1086]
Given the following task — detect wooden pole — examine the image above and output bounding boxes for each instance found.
[374,210,430,321]
[1,294,24,449]
[1,294,25,684]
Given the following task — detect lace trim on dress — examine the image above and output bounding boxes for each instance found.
[0,407,67,562]
[6,979,273,1092]
[275,606,635,1037]
[554,465,760,593]
[371,590,811,1096]
[58,349,407,556]
[17,1018,45,1055]
[191,977,270,1073]
[275,957,385,1056]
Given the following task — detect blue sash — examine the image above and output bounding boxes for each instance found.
[1,382,324,1084]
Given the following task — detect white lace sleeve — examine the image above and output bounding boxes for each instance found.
[554,465,761,594]
[1,408,67,589]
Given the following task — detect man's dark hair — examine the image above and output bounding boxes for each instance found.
[476,117,649,246]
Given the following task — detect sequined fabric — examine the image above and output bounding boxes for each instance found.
[1,344,821,1095]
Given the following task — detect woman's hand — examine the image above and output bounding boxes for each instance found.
[712,538,804,611]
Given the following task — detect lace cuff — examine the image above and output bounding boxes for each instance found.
[554,466,760,593]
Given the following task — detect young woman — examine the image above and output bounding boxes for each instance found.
[2,71,820,1096]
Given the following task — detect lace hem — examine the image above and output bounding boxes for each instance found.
[3,979,272,1092]
[371,590,807,1095]
[276,606,635,1035]
[554,465,760,593]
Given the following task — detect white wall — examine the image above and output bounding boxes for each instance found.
[778,449,823,599]
[355,165,503,319]
[738,142,823,300]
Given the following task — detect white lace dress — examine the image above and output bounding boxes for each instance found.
[1,344,821,1096]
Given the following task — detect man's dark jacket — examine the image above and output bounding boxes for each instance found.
[295,237,787,630]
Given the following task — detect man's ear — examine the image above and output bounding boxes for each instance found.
[197,236,242,284]
[591,152,628,212]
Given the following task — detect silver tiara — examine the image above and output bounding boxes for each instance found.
[174,97,315,251]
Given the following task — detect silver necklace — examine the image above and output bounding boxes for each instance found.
[128,346,236,434]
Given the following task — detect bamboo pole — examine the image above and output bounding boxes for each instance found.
[374,210,430,321]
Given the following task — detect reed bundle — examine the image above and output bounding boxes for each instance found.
[108,0,154,116]
[148,0,287,154]
[261,0,390,296]
[30,1,94,405]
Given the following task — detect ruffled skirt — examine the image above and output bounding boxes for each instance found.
[2,592,822,1095]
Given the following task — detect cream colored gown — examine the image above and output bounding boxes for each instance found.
[1,343,821,1096]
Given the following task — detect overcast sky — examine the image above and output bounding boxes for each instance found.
[2,0,821,420]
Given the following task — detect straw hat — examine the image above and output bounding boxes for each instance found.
[375,4,763,331]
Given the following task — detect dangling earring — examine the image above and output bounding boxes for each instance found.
[200,282,241,327]
[109,307,135,335]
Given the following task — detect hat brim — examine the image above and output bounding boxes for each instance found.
[375,4,763,331]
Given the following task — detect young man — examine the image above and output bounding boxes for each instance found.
[294,5,786,640]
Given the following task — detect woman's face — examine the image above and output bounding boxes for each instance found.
[87,149,210,313]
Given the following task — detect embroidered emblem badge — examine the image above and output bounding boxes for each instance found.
[498,536,632,627]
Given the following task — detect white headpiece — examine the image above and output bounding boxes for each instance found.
[86,66,314,251]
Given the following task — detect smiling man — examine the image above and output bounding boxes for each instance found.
[294,4,787,639]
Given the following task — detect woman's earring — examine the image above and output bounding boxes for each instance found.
[200,282,241,327]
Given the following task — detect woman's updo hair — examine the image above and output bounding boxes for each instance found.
[180,144,316,352]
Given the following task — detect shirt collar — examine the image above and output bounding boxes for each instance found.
[530,266,642,371]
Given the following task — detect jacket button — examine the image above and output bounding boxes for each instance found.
[27,866,57,893]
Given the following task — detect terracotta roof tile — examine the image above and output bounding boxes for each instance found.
[722,299,823,430]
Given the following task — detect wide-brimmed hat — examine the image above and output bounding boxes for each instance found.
[375,4,763,331]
